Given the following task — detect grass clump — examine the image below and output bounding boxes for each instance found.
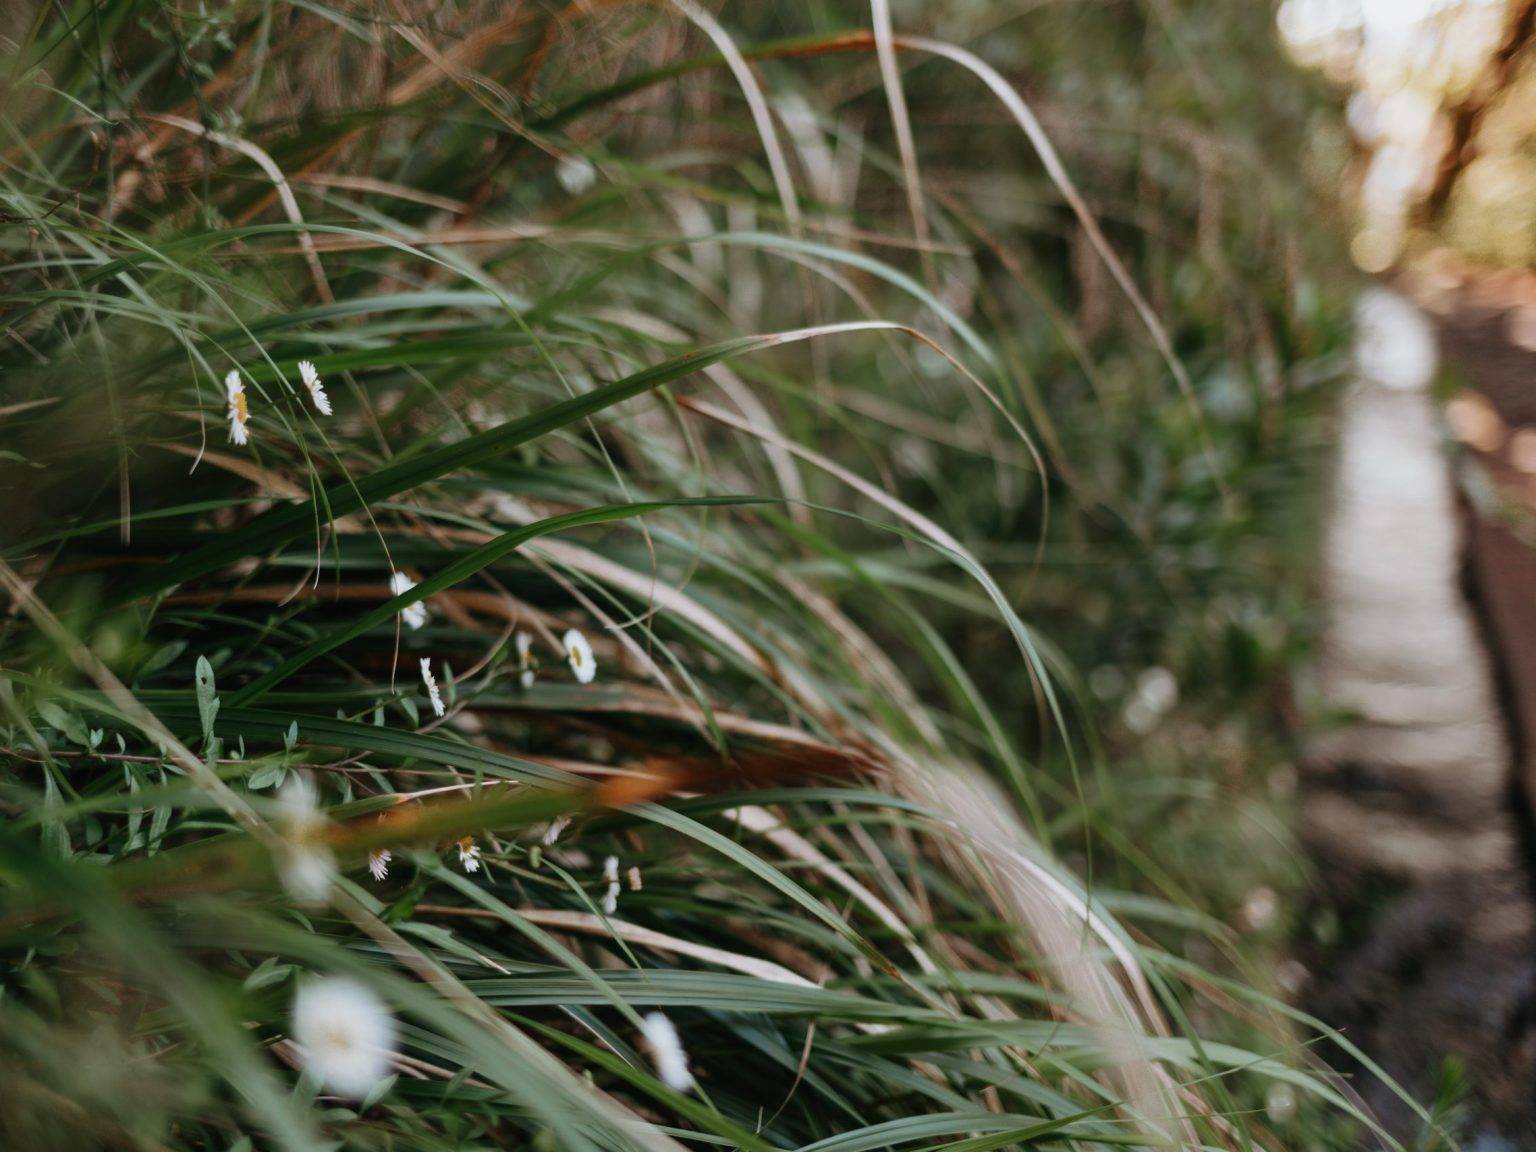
[0,2,1398,1150]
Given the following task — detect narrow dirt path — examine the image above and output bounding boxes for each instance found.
[1302,289,1536,1146]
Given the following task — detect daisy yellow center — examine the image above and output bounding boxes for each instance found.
[321,1022,354,1050]
[234,392,248,423]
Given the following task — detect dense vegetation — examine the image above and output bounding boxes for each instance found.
[0,2,1405,1150]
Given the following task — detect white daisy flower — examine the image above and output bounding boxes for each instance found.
[639,1011,692,1092]
[275,771,335,905]
[457,836,482,874]
[515,630,536,689]
[556,154,597,195]
[419,657,445,717]
[600,854,620,915]
[367,849,391,882]
[389,571,428,630]
[292,976,396,1099]
[225,370,250,446]
[298,360,332,416]
[541,814,570,847]
[563,628,596,684]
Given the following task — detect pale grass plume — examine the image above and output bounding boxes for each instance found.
[896,755,1190,1146]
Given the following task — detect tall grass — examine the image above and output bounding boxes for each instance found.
[1,2,1392,1150]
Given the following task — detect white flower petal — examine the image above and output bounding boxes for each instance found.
[390,572,428,630]
[419,657,445,717]
[367,849,392,882]
[275,771,336,904]
[541,815,570,846]
[277,771,322,829]
[563,628,596,684]
[639,1011,692,1092]
[600,855,620,914]
[514,630,536,688]
[280,847,336,905]
[225,370,250,445]
[556,155,597,194]
[292,977,396,1099]
[298,361,332,416]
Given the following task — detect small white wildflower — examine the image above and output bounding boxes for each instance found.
[541,814,570,846]
[419,657,445,717]
[1239,885,1280,931]
[563,628,596,684]
[556,154,597,195]
[600,854,620,915]
[457,836,482,874]
[1123,666,1178,735]
[515,630,536,689]
[275,771,335,905]
[225,370,250,446]
[389,571,428,630]
[298,360,332,416]
[292,976,396,1099]
[627,865,643,892]
[1265,1082,1299,1125]
[367,849,392,882]
[639,1011,692,1092]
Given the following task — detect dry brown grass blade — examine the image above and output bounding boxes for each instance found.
[870,0,935,289]
[138,114,333,305]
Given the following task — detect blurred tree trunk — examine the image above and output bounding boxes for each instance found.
[1418,0,1536,224]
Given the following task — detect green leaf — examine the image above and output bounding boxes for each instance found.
[246,762,286,791]
[194,656,219,746]
[36,700,90,747]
